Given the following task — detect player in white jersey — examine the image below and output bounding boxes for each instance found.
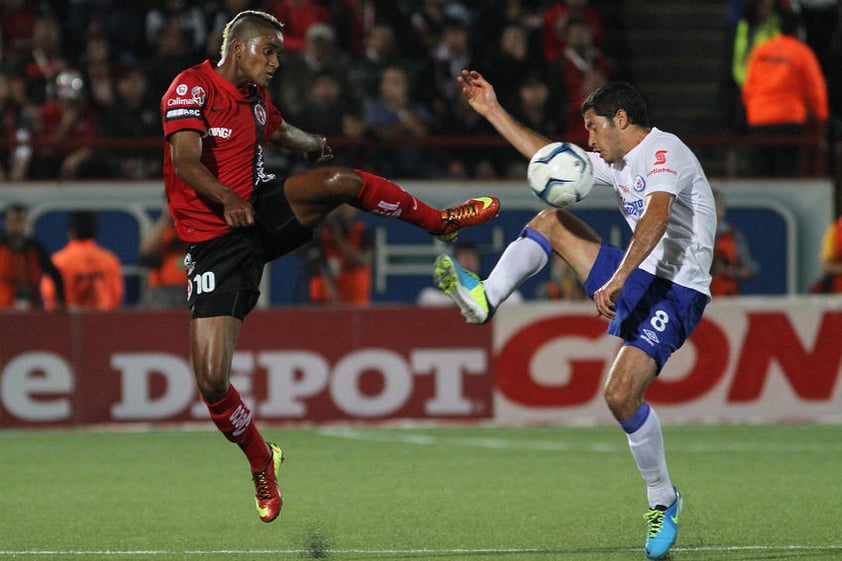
[435,70,716,560]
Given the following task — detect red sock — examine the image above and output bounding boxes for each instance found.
[353,170,441,231]
[205,385,270,471]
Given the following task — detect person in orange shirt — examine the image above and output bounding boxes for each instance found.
[709,190,758,296]
[138,208,187,309]
[742,10,829,177]
[307,204,372,305]
[42,210,123,311]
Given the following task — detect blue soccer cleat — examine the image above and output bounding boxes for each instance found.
[644,487,682,559]
[434,254,494,324]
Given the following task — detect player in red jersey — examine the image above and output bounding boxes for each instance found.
[161,10,499,523]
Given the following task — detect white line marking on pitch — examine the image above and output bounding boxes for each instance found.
[2,545,841,556]
[316,427,842,453]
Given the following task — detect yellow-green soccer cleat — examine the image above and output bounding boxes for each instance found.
[253,442,284,523]
[432,196,500,241]
[434,254,495,324]
[644,487,682,559]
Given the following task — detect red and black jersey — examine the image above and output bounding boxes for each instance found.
[161,60,283,243]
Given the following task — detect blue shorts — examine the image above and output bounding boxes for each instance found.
[583,244,709,372]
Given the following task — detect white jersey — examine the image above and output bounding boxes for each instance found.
[588,127,716,296]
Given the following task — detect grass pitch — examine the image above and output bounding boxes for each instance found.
[2,423,841,560]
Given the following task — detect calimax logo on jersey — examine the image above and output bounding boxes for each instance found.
[167,97,198,106]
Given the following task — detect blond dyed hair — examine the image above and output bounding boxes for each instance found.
[220,10,285,58]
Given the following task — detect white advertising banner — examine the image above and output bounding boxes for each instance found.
[492,297,842,426]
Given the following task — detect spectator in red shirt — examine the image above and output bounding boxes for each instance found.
[264,0,330,52]
[0,0,36,66]
[10,13,68,110]
[556,17,615,146]
[0,202,65,311]
[0,72,32,182]
[30,70,99,179]
[541,0,604,63]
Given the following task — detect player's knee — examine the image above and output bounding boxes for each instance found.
[324,166,363,198]
[603,385,636,420]
[527,208,560,233]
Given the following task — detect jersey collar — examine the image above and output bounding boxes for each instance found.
[201,60,256,102]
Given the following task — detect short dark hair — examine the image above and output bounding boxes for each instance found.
[69,210,97,240]
[581,82,651,128]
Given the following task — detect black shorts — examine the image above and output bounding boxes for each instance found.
[186,179,313,320]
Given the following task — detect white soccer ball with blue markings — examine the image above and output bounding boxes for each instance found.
[527,141,594,208]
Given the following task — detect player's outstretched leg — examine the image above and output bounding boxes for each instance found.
[434,227,554,323]
[352,170,499,240]
[643,487,682,559]
[434,254,494,324]
[282,168,500,241]
[253,442,285,523]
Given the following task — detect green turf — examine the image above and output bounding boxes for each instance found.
[2,424,841,560]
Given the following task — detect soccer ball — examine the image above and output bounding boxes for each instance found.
[527,141,594,208]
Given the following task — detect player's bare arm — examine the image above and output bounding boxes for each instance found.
[457,69,549,160]
[271,121,334,162]
[169,129,254,228]
[593,192,673,319]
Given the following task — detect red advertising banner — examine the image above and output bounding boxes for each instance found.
[0,307,493,428]
[2,299,841,428]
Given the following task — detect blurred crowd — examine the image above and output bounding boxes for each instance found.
[0,0,839,183]
[0,0,629,182]
[2,0,842,312]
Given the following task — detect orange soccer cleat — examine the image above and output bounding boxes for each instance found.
[432,196,500,241]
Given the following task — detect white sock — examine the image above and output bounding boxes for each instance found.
[483,230,551,307]
[626,406,676,508]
